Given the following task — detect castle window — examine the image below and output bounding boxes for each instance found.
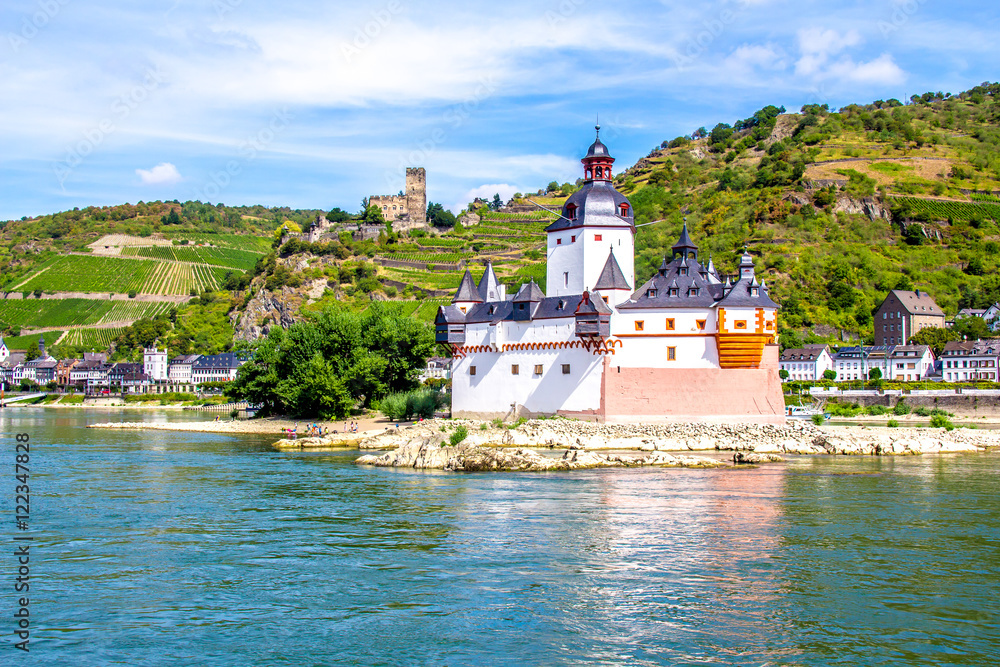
[619,203,629,217]
[518,303,525,311]
[557,300,565,310]
[751,287,759,297]
[557,238,562,245]
[602,296,608,304]
[470,366,476,376]
[679,267,688,276]
[571,235,576,243]
[735,320,747,330]
[669,288,678,297]
[666,318,675,330]
[511,365,519,375]
[562,364,571,374]
[594,234,602,241]
[668,347,676,361]
[460,307,467,314]
[689,288,700,297]
[534,365,543,375]
[566,204,578,220]
[635,321,644,331]
[696,319,706,330]
[647,289,657,298]
[563,273,569,288]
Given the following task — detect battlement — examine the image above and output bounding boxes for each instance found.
[370,167,427,230]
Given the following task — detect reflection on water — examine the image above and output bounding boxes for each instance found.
[3,408,999,665]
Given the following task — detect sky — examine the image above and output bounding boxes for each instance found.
[0,0,997,220]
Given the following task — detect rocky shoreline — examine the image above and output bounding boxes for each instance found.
[347,418,1000,472]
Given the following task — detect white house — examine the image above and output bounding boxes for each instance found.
[168,355,200,383]
[779,345,833,381]
[0,337,9,365]
[941,339,1000,382]
[888,344,935,381]
[191,353,242,384]
[143,347,169,382]
[832,344,934,381]
[435,129,784,424]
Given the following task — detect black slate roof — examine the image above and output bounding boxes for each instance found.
[619,253,719,309]
[459,292,608,324]
[435,305,467,325]
[547,180,635,232]
[594,250,631,291]
[513,280,545,302]
[477,262,502,302]
[452,270,483,303]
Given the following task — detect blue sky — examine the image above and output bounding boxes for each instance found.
[1,0,997,220]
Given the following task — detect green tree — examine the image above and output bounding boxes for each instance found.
[908,327,960,355]
[823,369,838,381]
[868,368,882,381]
[362,205,385,226]
[953,316,991,341]
[427,202,457,228]
[779,369,789,380]
[490,193,503,210]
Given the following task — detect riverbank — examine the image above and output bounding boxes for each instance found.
[88,415,399,437]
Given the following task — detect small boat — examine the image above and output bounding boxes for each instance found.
[787,405,830,419]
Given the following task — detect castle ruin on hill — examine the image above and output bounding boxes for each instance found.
[369,167,427,232]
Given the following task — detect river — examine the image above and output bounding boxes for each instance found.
[3,408,999,665]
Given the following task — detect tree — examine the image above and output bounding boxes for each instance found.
[427,202,457,228]
[868,368,882,381]
[823,369,838,381]
[953,316,991,342]
[326,207,351,223]
[908,326,960,355]
[24,347,40,362]
[779,369,789,380]
[362,205,385,226]
[490,193,503,211]
[226,304,435,419]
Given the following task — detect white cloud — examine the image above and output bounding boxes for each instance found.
[726,43,788,72]
[452,183,520,214]
[795,28,862,76]
[136,162,182,185]
[828,53,906,85]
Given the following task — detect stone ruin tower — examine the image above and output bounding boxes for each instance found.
[405,167,427,226]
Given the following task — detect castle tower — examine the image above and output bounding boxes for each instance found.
[405,167,427,224]
[545,126,635,297]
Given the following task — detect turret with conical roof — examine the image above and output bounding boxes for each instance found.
[452,269,483,307]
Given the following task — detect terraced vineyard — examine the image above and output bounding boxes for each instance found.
[0,299,171,328]
[14,256,228,295]
[160,233,274,253]
[122,245,262,271]
[893,197,1000,222]
[16,256,158,294]
[61,327,128,349]
[2,331,66,351]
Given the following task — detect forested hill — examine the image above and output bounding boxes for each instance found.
[519,81,1000,344]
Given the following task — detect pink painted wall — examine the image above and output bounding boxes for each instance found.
[601,345,786,424]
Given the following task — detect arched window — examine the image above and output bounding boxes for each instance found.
[619,203,629,217]
[566,203,578,220]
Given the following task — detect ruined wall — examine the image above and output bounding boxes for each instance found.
[369,195,408,222]
[405,167,427,226]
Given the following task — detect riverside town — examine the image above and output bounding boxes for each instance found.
[2,3,1000,663]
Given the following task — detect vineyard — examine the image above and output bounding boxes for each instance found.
[2,331,66,351]
[0,299,172,328]
[893,197,1000,222]
[159,232,274,253]
[121,245,262,271]
[380,252,471,264]
[60,327,128,349]
[14,256,229,295]
[969,193,1000,203]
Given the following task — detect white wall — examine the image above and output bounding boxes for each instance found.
[610,307,720,369]
[546,227,634,297]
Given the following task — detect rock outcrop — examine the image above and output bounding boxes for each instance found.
[833,195,892,222]
[354,435,725,472]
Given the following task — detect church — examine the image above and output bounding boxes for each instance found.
[435,129,785,424]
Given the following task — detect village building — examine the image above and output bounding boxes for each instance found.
[941,339,1000,382]
[192,353,242,384]
[832,344,934,381]
[0,337,8,365]
[419,357,452,382]
[779,345,833,381]
[168,354,200,383]
[435,129,784,423]
[874,290,946,346]
[143,347,169,382]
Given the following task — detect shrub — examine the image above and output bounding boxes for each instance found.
[449,425,468,446]
[379,387,445,421]
[930,414,955,431]
[887,419,900,428]
[866,405,888,415]
[893,400,911,416]
[128,290,138,298]
[479,423,488,430]
[491,417,504,428]
[811,414,825,425]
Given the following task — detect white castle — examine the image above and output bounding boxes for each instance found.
[436,128,785,423]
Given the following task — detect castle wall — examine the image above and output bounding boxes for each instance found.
[405,167,427,226]
[370,195,408,222]
[601,345,786,424]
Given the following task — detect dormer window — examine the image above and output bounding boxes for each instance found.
[688,288,700,297]
[566,204,578,220]
[669,288,678,297]
[619,203,629,217]
[751,287,760,297]
[679,267,688,276]
[647,289,657,298]
[557,300,565,310]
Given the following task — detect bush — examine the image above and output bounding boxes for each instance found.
[449,425,468,446]
[887,419,900,428]
[811,414,825,425]
[930,414,955,431]
[866,405,888,415]
[893,400,911,416]
[128,290,138,298]
[379,387,445,421]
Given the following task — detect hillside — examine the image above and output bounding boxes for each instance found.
[4,81,999,355]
